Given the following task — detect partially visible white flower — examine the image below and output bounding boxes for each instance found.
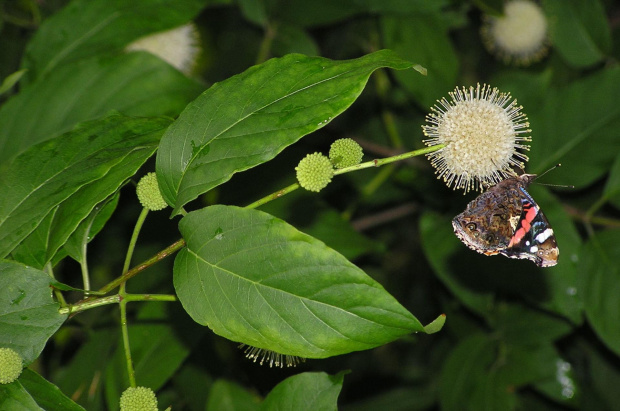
[422,84,531,193]
[481,0,549,66]
[126,23,200,75]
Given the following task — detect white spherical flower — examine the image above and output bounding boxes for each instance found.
[481,0,549,66]
[126,23,200,75]
[422,84,531,193]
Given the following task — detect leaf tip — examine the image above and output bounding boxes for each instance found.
[423,313,446,334]
[413,64,427,76]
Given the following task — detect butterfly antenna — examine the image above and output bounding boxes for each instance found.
[533,164,574,189]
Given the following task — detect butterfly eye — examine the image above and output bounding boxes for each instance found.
[485,234,495,243]
[466,223,477,231]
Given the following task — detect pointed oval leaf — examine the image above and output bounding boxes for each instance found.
[23,0,207,81]
[174,205,424,359]
[261,371,345,411]
[0,113,170,260]
[0,261,67,364]
[156,50,417,215]
[0,53,199,164]
[578,230,620,357]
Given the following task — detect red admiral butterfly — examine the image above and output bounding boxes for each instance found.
[452,173,559,267]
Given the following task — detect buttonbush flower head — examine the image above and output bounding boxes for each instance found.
[481,0,549,66]
[120,386,158,411]
[0,348,23,384]
[136,172,168,211]
[329,138,364,168]
[126,23,200,75]
[422,83,531,193]
[239,344,305,368]
[296,152,334,192]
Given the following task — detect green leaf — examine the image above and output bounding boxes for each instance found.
[381,14,458,108]
[104,303,204,404]
[23,0,208,81]
[439,334,497,411]
[301,209,382,261]
[0,113,170,261]
[0,261,67,364]
[423,313,446,334]
[492,303,572,346]
[419,211,494,317]
[0,68,27,95]
[0,53,199,164]
[0,381,43,411]
[206,380,261,411]
[528,67,620,189]
[174,205,425,358]
[19,369,86,411]
[440,333,560,410]
[260,371,345,411]
[156,50,417,215]
[578,229,620,356]
[542,0,611,68]
[604,153,620,210]
[61,193,120,265]
[53,329,118,410]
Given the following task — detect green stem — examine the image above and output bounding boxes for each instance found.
[245,183,300,209]
[255,22,278,65]
[245,144,445,210]
[98,238,186,295]
[119,282,136,387]
[59,295,121,315]
[123,208,149,275]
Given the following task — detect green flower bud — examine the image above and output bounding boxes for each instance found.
[329,138,363,168]
[120,386,158,411]
[136,172,168,211]
[295,153,334,192]
[0,348,23,384]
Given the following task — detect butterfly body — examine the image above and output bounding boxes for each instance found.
[452,174,559,267]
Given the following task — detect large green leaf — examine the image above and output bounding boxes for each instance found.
[0,261,67,364]
[604,153,620,210]
[440,333,560,411]
[0,113,170,260]
[206,380,261,411]
[578,229,620,356]
[156,50,419,215]
[528,67,620,188]
[0,52,200,165]
[174,205,429,359]
[19,369,86,411]
[260,372,345,410]
[419,211,494,317]
[381,14,458,108]
[23,0,208,81]
[542,0,610,68]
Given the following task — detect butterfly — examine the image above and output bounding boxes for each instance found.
[452,173,559,267]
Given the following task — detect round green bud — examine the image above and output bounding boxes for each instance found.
[295,153,334,192]
[120,386,158,411]
[329,138,363,169]
[0,348,23,384]
[136,172,168,211]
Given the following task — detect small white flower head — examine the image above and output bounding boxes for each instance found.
[126,23,200,75]
[422,83,531,193]
[329,138,364,169]
[239,344,305,368]
[296,152,334,192]
[136,172,168,211]
[120,386,158,411]
[481,0,549,66]
[0,347,23,384]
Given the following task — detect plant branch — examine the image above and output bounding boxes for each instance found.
[245,144,444,210]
